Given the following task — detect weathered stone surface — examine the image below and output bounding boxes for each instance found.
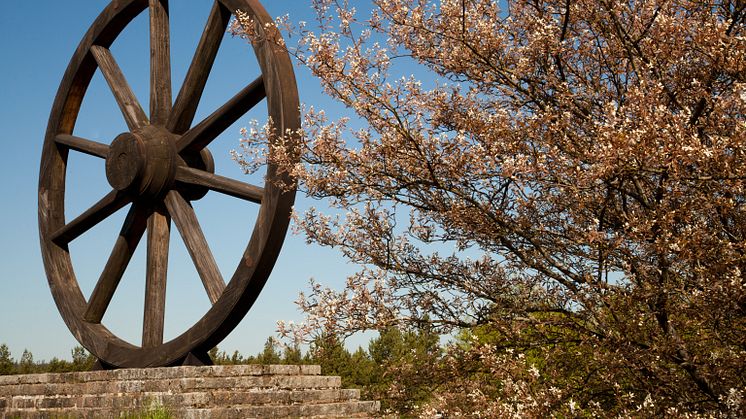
[0,365,379,418]
[0,375,341,397]
[0,364,322,387]
[184,401,381,418]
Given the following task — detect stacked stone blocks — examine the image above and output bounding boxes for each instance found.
[0,365,379,418]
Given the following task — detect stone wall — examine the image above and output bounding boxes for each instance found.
[0,364,379,418]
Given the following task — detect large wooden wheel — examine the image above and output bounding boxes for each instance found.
[38,0,300,368]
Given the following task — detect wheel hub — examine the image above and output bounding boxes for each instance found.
[105,126,177,200]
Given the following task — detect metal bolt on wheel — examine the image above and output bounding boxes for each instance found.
[38,0,300,368]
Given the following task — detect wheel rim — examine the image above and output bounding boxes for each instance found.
[38,0,299,368]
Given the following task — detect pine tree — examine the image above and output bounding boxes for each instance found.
[282,343,303,365]
[45,357,70,373]
[18,349,35,375]
[0,344,14,375]
[308,333,353,385]
[71,346,95,371]
[256,337,282,365]
[367,326,441,414]
[347,347,375,389]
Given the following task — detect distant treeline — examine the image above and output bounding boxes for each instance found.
[0,344,96,374]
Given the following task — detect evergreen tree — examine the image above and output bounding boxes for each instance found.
[282,343,303,365]
[367,326,441,414]
[45,357,70,373]
[0,344,14,375]
[229,350,245,365]
[256,337,282,365]
[70,346,95,371]
[347,347,375,389]
[208,347,238,365]
[18,349,35,374]
[308,333,353,386]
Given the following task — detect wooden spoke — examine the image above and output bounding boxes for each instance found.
[51,190,130,245]
[143,205,170,348]
[90,45,149,131]
[164,190,225,304]
[54,134,109,158]
[84,204,149,323]
[176,75,265,153]
[175,166,264,203]
[168,1,231,134]
[149,0,172,126]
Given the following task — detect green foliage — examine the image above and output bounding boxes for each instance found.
[366,326,441,415]
[256,336,283,365]
[209,328,444,416]
[0,345,96,375]
[0,344,13,375]
[300,326,441,415]
[210,348,251,365]
[70,346,96,371]
[282,343,303,365]
[307,333,354,384]
[18,349,35,374]
[347,347,375,389]
[120,401,173,419]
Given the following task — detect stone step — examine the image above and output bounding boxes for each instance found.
[3,401,379,419]
[0,375,342,397]
[0,364,321,386]
[184,400,381,418]
[0,365,379,418]
[6,388,361,410]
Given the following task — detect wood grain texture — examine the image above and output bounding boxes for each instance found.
[164,190,225,304]
[105,132,145,192]
[176,75,265,153]
[51,190,130,245]
[175,166,263,203]
[90,45,149,131]
[168,1,231,134]
[143,205,170,348]
[84,204,148,323]
[54,134,109,158]
[40,0,300,368]
[149,0,172,126]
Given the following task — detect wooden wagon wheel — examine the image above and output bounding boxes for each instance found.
[38,0,299,368]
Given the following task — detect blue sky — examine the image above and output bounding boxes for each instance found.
[0,1,360,361]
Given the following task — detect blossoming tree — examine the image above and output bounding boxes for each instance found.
[234,0,745,415]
